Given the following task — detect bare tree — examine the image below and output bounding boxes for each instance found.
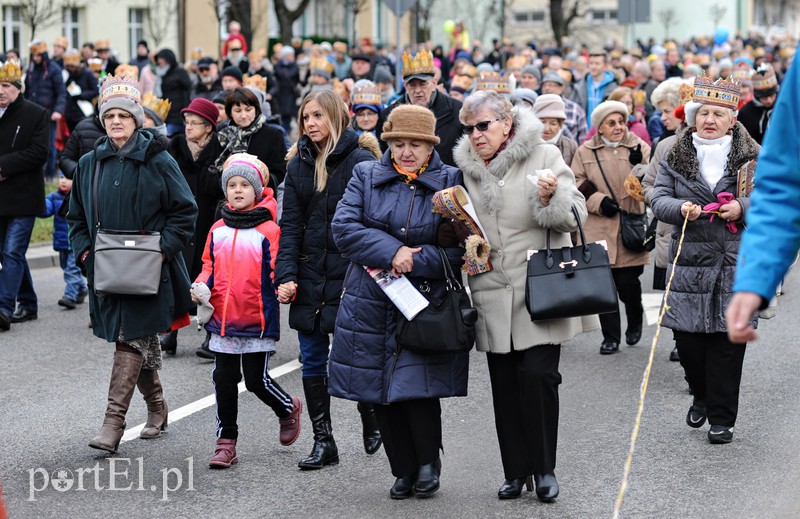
[20,0,62,41]
[709,3,727,30]
[658,8,678,40]
[274,0,313,44]
[549,0,583,47]
[342,0,370,43]
[452,0,499,44]
[414,0,437,42]
[144,0,178,49]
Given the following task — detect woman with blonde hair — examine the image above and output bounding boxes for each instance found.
[275,89,382,469]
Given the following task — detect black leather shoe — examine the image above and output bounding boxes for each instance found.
[58,297,77,310]
[498,476,533,499]
[414,458,441,497]
[669,346,680,362]
[708,425,734,444]
[0,312,10,331]
[390,474,417,500]
[600,341,620,354]
[533,472,559,502]
[625,325,642,345]
[10,308,37,323]
[159,330,178,356]
[686,400,707,428]
[195,333,215,359]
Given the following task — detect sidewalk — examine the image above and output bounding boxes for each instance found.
[26,243,60,270]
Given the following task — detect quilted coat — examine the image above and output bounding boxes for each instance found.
[328,150,469,404]
[650,123,760,333]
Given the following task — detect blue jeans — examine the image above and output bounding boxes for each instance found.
[0,216,37,315]
[298,319,331,377]
[59,250,87,300]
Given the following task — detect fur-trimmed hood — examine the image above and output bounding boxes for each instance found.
[666,122,760,181]
[285,128,381,162]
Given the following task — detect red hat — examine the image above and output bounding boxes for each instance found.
[673,105,686,121]
[360,37,372,47]
[620,77,639,89]
[181,97,219,126]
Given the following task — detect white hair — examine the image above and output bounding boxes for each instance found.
[650,77,683,109]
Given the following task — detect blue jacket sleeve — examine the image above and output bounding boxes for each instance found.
[40,193,56,217]
[733,55,800,299]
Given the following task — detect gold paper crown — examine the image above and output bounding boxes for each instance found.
[732,66,753,83]
[54,36,69,49]
[114,64,139,80]
[460,64,476,78]
[351,83,382,106]
[141,92,171,122]
[87,58,103,72]
[0,60,23,83]
[100,74,142,104]
[505,56,528,70]
[475,72,511,94]
[243,74,267,92]
[692,74,740,110]
[333,78,351,98]
[751,64,778,91]
[402,49,435,78]
[449,75,472,92]
[190,48,203,60]
[333,41,347,53]
[678,82,694,107]
[29,40,47,55]
[63,49,81,66]
[95,39,110,51]
[779,47,795,59]
[309,57,334,77]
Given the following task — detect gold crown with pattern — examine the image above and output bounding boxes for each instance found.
[459,64,476,78]
[309,57,334,77]
[244,73,267,92]
[351,83,382,106]
[100,74,142,104]
[29,40,47,55]
[87,58,103,72]
[732,66,753,84]
[505,55,528,70]
[0,60,23,83]
[692,74,740,110]
[751,64,777,91]
[402,49,435,78]
[475,72,511,93]
[678,82,694,107]
[141,92,171,122]
[114,63,139,79]
[449,74,472,92]
[63,49,81,66]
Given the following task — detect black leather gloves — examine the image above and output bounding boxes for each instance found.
[600,197,620,217]
[629,144,643,166]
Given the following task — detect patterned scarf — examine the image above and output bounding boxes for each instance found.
[392,152,432,183]
[186,132,212,162]
[213,114,266,173]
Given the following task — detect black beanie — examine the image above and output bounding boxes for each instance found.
[221,66,243,84]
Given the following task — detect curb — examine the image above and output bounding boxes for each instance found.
[26,244,60,270]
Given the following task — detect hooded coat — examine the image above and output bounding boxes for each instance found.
[737,99,772,145]
[154,49,192,125]
[275,129,381,334]
[328,150,468,404]
[24,52,67,115]
[453,107,591,354]
[67,129,198,342]
[650,123,760,333]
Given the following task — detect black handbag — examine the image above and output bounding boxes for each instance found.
[593,149,648,253]
[396,247,477,353]
[525,206,619,321]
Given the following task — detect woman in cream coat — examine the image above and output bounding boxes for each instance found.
[453,90,588,503]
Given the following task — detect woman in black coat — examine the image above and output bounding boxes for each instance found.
[154,49,192,137]
[275,90,381,470]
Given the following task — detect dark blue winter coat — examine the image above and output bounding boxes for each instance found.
[64,66,99,127]
[329,150,469,404]
[40,189,71,251]
[24,53,67,115]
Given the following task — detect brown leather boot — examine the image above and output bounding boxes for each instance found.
[89,351,144,453]
[137,368,168,439]
[279,396,302,446]
[209,438,238,469]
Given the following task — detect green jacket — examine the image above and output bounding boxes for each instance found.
[67,129,198,342]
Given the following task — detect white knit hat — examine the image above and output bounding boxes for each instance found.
[533,94,566,120]
[590,100,629,129]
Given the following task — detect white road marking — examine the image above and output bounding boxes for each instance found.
[120,359,302,443]
[642,293,665,326]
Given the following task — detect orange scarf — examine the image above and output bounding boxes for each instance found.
[391,153,432,183]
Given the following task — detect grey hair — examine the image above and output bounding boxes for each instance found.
[632,61,651,79]
[459,90,513,124]
[650,77,683,109]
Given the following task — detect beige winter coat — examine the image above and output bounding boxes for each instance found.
[642,134,677,269]
[571,130,651,268]
[454,107,594,354]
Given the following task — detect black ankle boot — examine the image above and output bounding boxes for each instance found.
[390,474,417,500]
[357,402,382,455]
[533,472,559,502]
[298,376,339,470]
[498,476,533,499]
[414,458,441,497]
[159,330,178,356]
[195,332,214,359]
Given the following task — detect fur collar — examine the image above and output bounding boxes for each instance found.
[666,123,759,180]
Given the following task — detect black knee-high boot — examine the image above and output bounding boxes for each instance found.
[298,376,339,469]
[357,402,382,455]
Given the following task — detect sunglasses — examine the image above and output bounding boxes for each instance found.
[463,118,500,135]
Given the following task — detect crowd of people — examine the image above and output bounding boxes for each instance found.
[0,20,798,503]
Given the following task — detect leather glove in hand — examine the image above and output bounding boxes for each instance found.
[600,197,620,217]
[628,144,643,166]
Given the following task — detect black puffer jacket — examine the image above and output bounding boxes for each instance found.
[275,129,381,333]
[59,116,105,179]
[155,49,192,125]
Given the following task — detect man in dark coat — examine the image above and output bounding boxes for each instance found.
[273,47,300,134]
[154,48,192,137]
[738,63,779,145]
[193,57,224,101]
[0,68,50,330]
[376,50,463,167]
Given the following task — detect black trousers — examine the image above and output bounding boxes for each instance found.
[675,331,747,427]
[487,344,561,479]
[213,351,294,439]
[600,265,644,343]
[373,398,442,478]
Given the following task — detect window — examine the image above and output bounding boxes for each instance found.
[588,9,618,24]
[3,6,23,52]
[129,8,146,59]
[512,10,546,25]
[63,7,81,48]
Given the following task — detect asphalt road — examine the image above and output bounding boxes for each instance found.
[2,264,800,518]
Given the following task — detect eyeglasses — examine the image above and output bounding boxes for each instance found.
[355,112,378,119]
[184,119,209,127]
[463,119,500,135]
[102,112,133,121]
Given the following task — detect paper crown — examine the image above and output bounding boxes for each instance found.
[141,92,171,121]
[63,49,81,66]
[402,49,435,78]
[309,57,334,76]
[95,39,110,51]
[29,40,47,55]
[333,78,351,98]
[351,83,382,106]
[692,74,740,110]
[54,36,69,49]
[114,64,139,79]
[678,82,694,107]
[475,72,511,94]
[87,58,103,72]
[751,64,777,91]
[100,74,142,104]
[243,73,267,92]
[449,75,473,92]
[333,41,347,53]
[459,64,477,78]
[732,66,753,84]
[0,60,23,83]
[505,56,528,70]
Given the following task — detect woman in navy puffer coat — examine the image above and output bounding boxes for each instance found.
[330,105,468,500]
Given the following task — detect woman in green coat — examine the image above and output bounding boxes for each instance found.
[68,75,197,453]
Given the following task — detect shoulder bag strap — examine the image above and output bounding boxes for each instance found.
[92,151,102,229]
[592,148,620,206]
[436,246,462,290]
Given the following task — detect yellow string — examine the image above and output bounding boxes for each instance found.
[612,211,691,519]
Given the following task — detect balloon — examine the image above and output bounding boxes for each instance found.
[443,20,456,34]
[714,28,729,45]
